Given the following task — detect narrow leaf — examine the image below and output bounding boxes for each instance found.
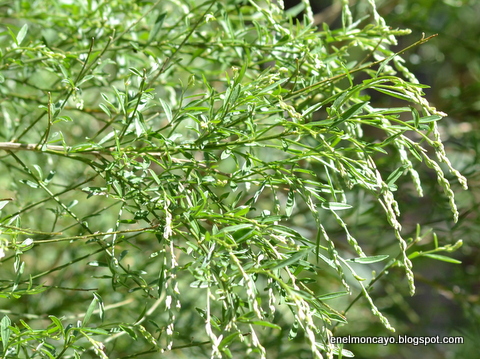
[17,24,29,45]
[288,318,299,340]
[219,332,240,349]
[250,321,281,329]
[93,292,105,322]
[49,316,65,334]
[159,98,172,122]
[148,13,166,43]
[82,296,97,327]
[386,165,408,187]
[410,106,420,128]
[0,199,12,210]
[1,315,12,351]
[120,325,137,340]
[418,115,443,123]
[256,78,288,95]
[128,67,143,77]
[317,291,349,301]
[322,202,353,211]
[422,254,461,264]
[80,327,109,335]
[285,189,295,217]
[339,101,369,122]
[218,224,253,233]
[270,250,307,270]
[347,255,389,264]
[7,27,18,45]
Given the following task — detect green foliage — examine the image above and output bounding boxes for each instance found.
[376,1,480,358]
[0,0,467,358]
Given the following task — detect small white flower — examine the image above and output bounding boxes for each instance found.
[205,13,216,23]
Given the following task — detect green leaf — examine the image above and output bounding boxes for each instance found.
[218,224,253,233]
[17,24,29,45]
[422,254,462,264]
[157,265,165,298]
[99,103,111,117]
[80,327,109,335]
[54,116,73,123]
[404,140,423,162]
[134,305,148,325]
[316,253,336,269]
[220,149,231,159]
[386,165,408,187]
[269,250,307,270]
[119,219,137,224]
[285,189,295,217]
[234,60,248,86]
[93,293,105,322]
[223,84,242,109]
[373,87,412,101]
[382,131,403,146]
[410,106,420,128]
[49,316,65,335]
[316,342,354,357]
[159,98,172,122]
[290,288,316,301]
[1,315,12,352]
[77,74,94,86]
[0,199,11,210]
[233,206,250,217]
[288,318,299,340]
[326,312,348,324]
[120,325,137,340]
[256,78,288,95]
[347,255,389,264]
[271,225,312,243]
[7,26,18,45]
[406,114,442,125]
[82,295,98,327]
[302,101,323,117]
[148,12,166,44]
[128,67,143,77]
[334,101,369,126]
[321,202,353,211]
[38,347,56,359]
[118,250,128,262]
[219,332,240,349]
[317,291,349,301]
[418,115,443,123]
[250,321,281,329]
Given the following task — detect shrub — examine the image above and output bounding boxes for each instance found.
[0,0,467,358]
